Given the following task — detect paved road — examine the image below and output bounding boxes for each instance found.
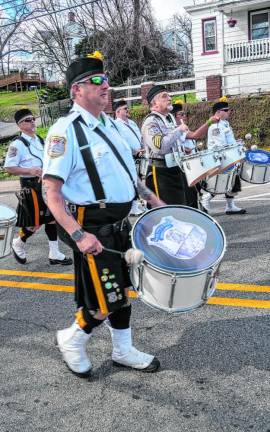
[0,183,270,432]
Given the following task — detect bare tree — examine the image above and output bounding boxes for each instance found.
[0,0,35,76]
[171,12,193,65]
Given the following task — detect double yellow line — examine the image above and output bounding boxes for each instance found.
[1,269,270,308]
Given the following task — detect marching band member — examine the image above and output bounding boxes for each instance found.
[42,52,163,377]
[202,98,247,215]
[4,109,72,265]
[142,85,219,207]
[113,99,145,216]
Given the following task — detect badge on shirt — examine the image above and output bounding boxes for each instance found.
[47,136,66,158]
[8,146,18,158]
[212,128,220,137]
[153,134,162,149]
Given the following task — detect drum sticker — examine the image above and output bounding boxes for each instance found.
[248,152,269,163]
[147,216,207,260]
[47,136,66,158]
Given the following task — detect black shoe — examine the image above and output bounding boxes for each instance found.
[113,356,160,373]
[226,209,247,215]
[49,257,73,265]
[12,247,27,264]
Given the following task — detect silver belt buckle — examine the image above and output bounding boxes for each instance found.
[69,204,77,214]
[99,201,106,209]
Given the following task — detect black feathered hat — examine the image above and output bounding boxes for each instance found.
[171,100,184,114]
[113,99,127,112]
[66,53,104,89]
[14,109,33,124]
[146,85,167,104]
[212,101,229,114]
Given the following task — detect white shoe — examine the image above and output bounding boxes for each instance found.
[48,240,73,265]
[201,193,212,212]
[56,321,92,377]
[109,327,160,372]
[12,237,26,264]
[225,199,246,215]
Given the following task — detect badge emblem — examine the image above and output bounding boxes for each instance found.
[147,216,207,260]
[8,146,18,158]
[105,282,112,290]
[101,275,108,282]
[47,136,66,158]
[102,268,110,275]
[108,292,117,303]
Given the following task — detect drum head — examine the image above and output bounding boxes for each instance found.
[132,205,226,274]
[0,204,16,221]
[246,150,270,165]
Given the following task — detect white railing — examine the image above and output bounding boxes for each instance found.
[225,38,270,63]
[112,77,196,104]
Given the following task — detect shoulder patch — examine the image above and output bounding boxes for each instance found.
[47,136,66,158]
[153,134,162,149]
[212,128,220,136]
[8,146,18,158]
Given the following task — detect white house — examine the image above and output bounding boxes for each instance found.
[183,0,270,99]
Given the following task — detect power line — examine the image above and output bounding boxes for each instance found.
[0,0,100,27]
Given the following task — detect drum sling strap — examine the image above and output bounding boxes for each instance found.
[73,116,138,200]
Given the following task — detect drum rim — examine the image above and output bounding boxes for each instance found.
[0,204,17,222]
[131,204,227,275]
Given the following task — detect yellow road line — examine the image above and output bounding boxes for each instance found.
[217,283,270,293]
[0,269,74,280]
[0,280,74,293]
[208,297,270,309]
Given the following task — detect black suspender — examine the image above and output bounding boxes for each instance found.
[73,117,106,202]
[73,116,138,203]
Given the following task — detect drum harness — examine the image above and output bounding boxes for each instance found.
[64,116,137,240]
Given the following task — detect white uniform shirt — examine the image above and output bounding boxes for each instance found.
[115,118,142,154]
[208,119,237,150]
[43,103,137,205]
[4,133,43,177]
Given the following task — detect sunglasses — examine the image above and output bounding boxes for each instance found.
[20,117,36,123]
[220,109,230,112]
[78,75,109,86]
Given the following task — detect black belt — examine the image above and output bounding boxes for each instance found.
[149,158,166,168]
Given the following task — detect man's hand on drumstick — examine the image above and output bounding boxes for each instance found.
[76,232,103,255]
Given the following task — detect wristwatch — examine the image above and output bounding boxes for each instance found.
[70,228,85,242]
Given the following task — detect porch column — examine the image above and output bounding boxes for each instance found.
[206,75,222,101]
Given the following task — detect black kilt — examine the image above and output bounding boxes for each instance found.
[57,201,133,314]
[146,165,198,208]
[15,177,54,227]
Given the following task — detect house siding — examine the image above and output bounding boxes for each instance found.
[187,2,270,99]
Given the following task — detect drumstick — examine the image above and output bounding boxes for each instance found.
[103,247,144,265]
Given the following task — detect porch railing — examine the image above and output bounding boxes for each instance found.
[225,38,270,63]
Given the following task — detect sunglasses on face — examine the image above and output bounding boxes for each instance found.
[221,109,230,112]
[20,117,36,123]
[78,75,109,86]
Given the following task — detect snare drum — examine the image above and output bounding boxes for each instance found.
[0,204,17,258]
[182,149,221,187]
[203,165,237,195]
[131,205,226,313]
[219,142,245,172]
[240,149,270,184]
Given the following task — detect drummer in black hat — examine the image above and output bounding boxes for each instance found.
[202,97,246,215]
[42,52,163,378]
[141,85,219,207]
[4,108,72,266]
[113,99,145,216]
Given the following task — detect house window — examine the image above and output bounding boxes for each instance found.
[250,10,270,40]
[202,18,217,52]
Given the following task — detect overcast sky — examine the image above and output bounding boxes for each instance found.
[151,0,185,23]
